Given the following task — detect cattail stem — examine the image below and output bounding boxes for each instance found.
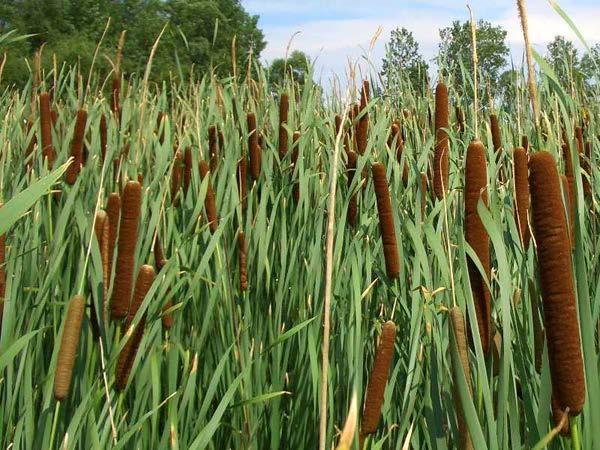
[529,151,585,415]
[464,140,491,353]
[517,0,540,129]
[372,163,400,279]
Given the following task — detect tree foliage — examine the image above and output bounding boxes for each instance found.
[381,27,429,96]
[438,20,509,95]
[0,0,265,86]
[268,50,310,87]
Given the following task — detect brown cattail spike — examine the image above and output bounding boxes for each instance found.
[357,81,370,156]
[199,160,219,233]
[111,181,142,320]
[420,172,428,218]
[464,140,491,354]
[247,113,261,180]
[100,114,107,163]
[346,151,358,227]
[128,265,155,320]
[522,135,529,152]
[582,140,592,197]
[183,146,192,195]
[115,316,145,391]
[106,193,121,282]
[389,122,408,186]
[278,93,289,160]
[237,157,248,212]
[449,306,473,450]
[171,149,183,206]
[238,231,248,291]
[372,163,400,279]
[529,151,585,415]
[292,131,301,204]
[434,82,449,199]
[39,92,55,169]
[551,396,571,436]
[54,295,85,401]
[490,114,502,153]
[94,210,110,313]
[209,125,219,173]
[360,321,396,441]
[65,109,88,185]
[513,147,530,249]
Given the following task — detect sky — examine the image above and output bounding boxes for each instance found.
[242,0,600,86]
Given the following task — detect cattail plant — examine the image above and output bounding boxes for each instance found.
[292,131,301,204]
[238,231,247,291]
[278,92,289,160]
[346,151,358,227]
[25,119,37,170]
[551,396,570,436]
[389,122,408,186]
[456,106,465,134]
[522,135,529,152]
[561,140,576,247]
[582,140,592,197]
[183,146,192,194]
[490,114,502,154]
[106,192,121,281]
[115,266,154,391]
[513,147,530,249]
[111,73,121,116]
[420,172,428,218]
[237,157,248,212]
[171,149,183,206]
[65,109,88,185]
[0,203,5,329]
[100,114,107,163]
[529,151,585,415]
[449,306,473,450]
[359,321,396,446]
[199,160,219,233]
[53,295,85,401]
[94,210,110,311]
[153,237,173,330]
[434,82,449,199]
[209,125,219,173]
[111,181,141,320]
[357,81,370,156]
[372,163,400,279]
[39,92,55,169]
[464,140,491,354]
[247,113,260,181]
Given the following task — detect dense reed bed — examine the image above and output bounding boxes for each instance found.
[0,40,599,450]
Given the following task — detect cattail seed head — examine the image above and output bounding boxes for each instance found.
[513,147,530,249]
[94,210,110,309]
[115,314,145,391]
[171,149,183,206]
[522,135,529,152]
[237,157,248,212]
[390,122,408,186]
[128,265,155,320]
[106,192,121,281]
[238,231,248,291]
[420,172,428,218]
[209,125,219,173]
[360,321,396,438]
[456,105,465,133]
[582,140,592,197]
[490,114,502,153]
[100,113,107,163]
[529,151,585,415]
[247,113,261,180]
[183,146,192,195]
[54,295,85,401]
[464,140,491,354]
[39,92,55,169]
[278,93,289,160]
[65,109,88,185]
[433,82,449,199]
[372,163,400,279]
[551,396,570,436]
[111,181,141,320]
[346,151,358,227]
[199,160,219,233]
[357,81,370,156]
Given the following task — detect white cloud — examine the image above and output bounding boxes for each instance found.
[253,1,600,85]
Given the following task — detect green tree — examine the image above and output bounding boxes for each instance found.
[268,50,311,87]
[381,27,428,95]
[581,43,600,89]
[438,20,509,96]
[546,35,580,89]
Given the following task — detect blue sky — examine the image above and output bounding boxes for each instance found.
[242,0,600,84]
